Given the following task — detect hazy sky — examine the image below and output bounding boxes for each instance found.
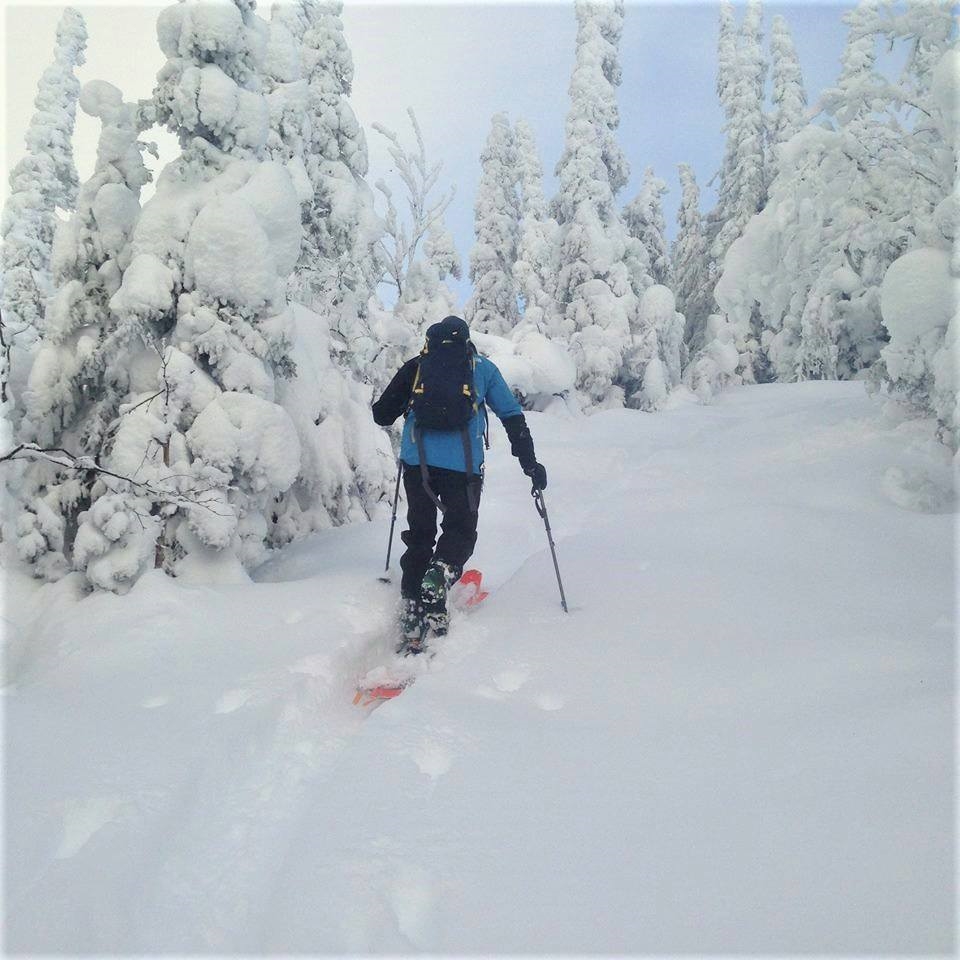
[3,0,853,303]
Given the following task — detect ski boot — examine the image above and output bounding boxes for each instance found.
[397,596,427,656]
[419,560,461,637]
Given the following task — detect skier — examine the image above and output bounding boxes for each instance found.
[372,315,547,652]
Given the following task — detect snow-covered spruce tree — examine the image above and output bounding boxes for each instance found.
[813,0,954,388]
[621,284,685,410]
[711,0,767,268]
[672,163,713,355]
[767,15,808,185]
[393,220,461,340]
[258,5,394,545]
[13,80,155,585]
[56,0,315,586]
[551,0,644,408]
[711,0,956,395]
[512,118,559,335]
[1,8,87,410]
[704,0,738,255]
[692,0,772,394]
[463,113,520,336]
[874,26,958,448]
[273,1,382,383]
[623,167,671,288]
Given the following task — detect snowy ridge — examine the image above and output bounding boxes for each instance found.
[3,382,953,953]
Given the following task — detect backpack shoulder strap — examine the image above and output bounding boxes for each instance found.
[407,357,425,412]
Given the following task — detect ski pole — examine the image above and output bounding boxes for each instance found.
[379,459,403,583]
[533,488,569,613]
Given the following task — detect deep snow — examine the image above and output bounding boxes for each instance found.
[2,382,955,954]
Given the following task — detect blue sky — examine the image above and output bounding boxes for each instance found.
[342,2,853,302]
[4,1,854,305]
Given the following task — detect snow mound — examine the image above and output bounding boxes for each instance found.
[880,248,955,342]
[186,392,300,493]
[109,253,174,318]
[471,330,576,407]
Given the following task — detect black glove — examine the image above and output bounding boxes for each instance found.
[525,462,547,491]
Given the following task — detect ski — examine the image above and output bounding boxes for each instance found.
[353,569,489,707]
[352,680,411,708]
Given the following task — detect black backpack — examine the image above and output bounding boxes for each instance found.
[409,316,477,431]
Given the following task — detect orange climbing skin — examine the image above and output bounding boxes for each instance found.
[458,568,489,606]
[354,685,406,707]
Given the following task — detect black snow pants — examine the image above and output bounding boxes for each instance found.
[400,463,482,599]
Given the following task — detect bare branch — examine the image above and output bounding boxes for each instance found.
[372,108,457,297]
[0,443,230,517]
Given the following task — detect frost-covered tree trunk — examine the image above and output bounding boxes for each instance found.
[463,113,520,335]
[672,163,713,355]
[552,0,641,408]
[1,8,87,410]
[623,167,671,288]
[767,15,807,185]
[512,119,559,334]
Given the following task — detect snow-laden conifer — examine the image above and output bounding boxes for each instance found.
[623,167,671,288]
[672,163,713,354]
[694,0,771,393]
[705,0,738,253]
[710,0,956,398]
[767,15,807,184]
[279,0,382,379]
[716,0,738,115]
[874,18,958,447]
[394,220,462,342]
[258,4,394,546]
[52,0,312,585]
[712,0,767,267]
[551,0,642,407]
[1,9,87,407]
[621,285,685,410]
[463,113,520,335]
[14,80,154,585]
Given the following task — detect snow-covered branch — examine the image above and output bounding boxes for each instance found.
[372,108,455,299]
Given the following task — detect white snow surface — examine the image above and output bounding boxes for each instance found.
[3,383,953,954]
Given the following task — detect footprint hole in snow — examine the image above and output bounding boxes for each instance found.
[535,692,565,712]
[492,665,531,693]
[55,795,126,859]
[215,688,252,714]
[412,739,453,779]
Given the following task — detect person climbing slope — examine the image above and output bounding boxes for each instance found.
[372,315,547,653]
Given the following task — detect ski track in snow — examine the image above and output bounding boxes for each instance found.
[3,383,955,954]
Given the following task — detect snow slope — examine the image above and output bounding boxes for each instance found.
[3,382,954,954]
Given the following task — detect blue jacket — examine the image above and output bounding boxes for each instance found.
[372,354,531,475]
